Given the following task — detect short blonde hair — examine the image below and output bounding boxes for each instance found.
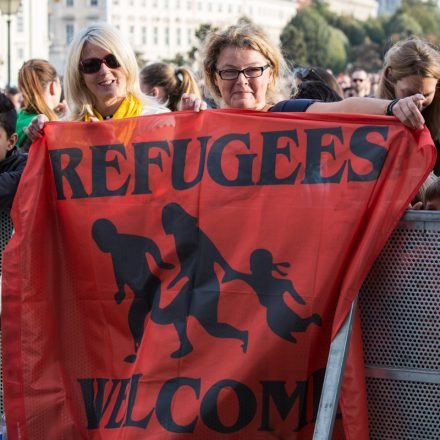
[202,23,288,106]
[377,37,440,139]
[64,23,157,121]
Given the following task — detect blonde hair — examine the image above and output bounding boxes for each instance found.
[377,37,440,139]
[64,23,158,121]
[202,23,288,106]
[140,63,202,111]
[18,59,59,121]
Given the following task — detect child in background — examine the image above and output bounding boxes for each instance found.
[424,177,440,210]
[0,93,27,212]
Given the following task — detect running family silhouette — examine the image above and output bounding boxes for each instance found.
[92,203,321,362]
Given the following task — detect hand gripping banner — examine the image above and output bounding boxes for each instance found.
[2,110,436,439]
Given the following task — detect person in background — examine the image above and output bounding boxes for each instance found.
[351,69,370,97]
[25,23,167,141]
[293,66,344,99]
[293,80,342,102]
[140,62,202,111]
[377,37,440,175]
[424,176,440,210]
[182,23,426,132]
[0,93,27,213]
[16,59,66,151]
[4,86,22,111]
[410,172,438,209]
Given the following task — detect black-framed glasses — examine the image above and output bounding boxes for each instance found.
[79,54,121,74]
[217,64,270,80]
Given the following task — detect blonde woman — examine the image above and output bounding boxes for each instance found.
[26,23,167,139]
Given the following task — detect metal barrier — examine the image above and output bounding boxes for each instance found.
[359,211,440,440]
[0,211,13,416]
[0,211,439,437]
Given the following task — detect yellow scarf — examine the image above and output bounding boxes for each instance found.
[84,95,143,121]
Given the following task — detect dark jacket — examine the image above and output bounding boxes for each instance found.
[0,146,27,212]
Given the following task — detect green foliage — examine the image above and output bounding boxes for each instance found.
[385,13,423,38]
[162,53,189,67]
[280,25,307,68]
[350,39,383,72]
[282,7,333,67]
[279,0,440,73]
[364,17,387,47]
[327,27,348,73]
[188,23,219,63]
[331,15,366,46]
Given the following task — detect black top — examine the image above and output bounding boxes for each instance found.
[269,99,316,113]
[0,146,27,212]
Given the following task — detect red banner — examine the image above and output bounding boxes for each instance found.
[2,110,435,439]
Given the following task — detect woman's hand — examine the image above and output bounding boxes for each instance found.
[391,94,425,130]
[179,93,208,112]
[54,100,69,118]
[24,114,49,141]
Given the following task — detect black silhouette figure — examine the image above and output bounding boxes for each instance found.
[223,249,321,343]
[158,202,248,358]
[92,219,174,363]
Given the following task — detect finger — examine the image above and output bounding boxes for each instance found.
[411,201,423,210]
[200,101,208,111]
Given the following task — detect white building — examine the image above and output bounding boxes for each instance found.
[325,0,378,20]
[48,0,297,75]
[0,0,49,88]
[377,0,400,15]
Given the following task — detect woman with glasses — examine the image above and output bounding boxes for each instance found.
[26,24,167,140]
[377,37,440,175]
[181,23,426,131]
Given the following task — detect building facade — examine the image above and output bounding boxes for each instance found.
[0,0,49,88]
[325,0,378,20]
[48,0,297,75]
[377,0,401,15]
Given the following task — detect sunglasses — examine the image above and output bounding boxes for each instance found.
[79,54,121,74]
[294,67,322,82]
[352,78,364,83]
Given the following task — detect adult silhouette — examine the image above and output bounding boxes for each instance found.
[159,203,248,357]
[92,218,173,363]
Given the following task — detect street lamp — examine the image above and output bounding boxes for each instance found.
[0,0,21,87]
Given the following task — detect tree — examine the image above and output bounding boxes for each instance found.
[385,12,423,39]
[288,7,332,66]
[162,53,189,67]
[327,27,348,73]
[280,6,349,73]
[364,17,387,48]
[350,39,383,72]
[280,25,307,68]
[188,23,219,63]
[331,15,366,47]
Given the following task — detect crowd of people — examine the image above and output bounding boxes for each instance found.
[0,22,440,216]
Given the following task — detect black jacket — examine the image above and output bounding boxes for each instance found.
[0,146,27,212]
